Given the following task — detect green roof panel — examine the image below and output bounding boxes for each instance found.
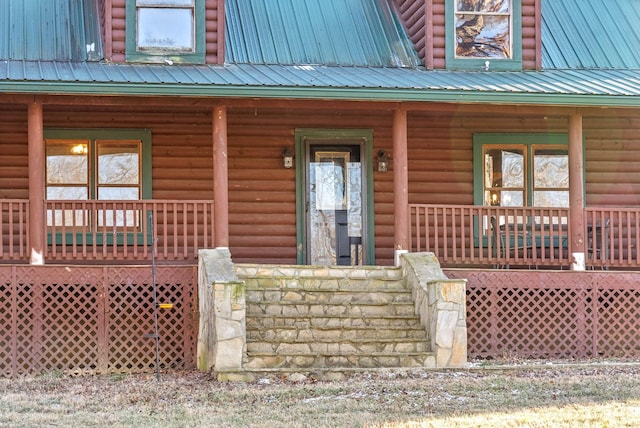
[0,0,103,61]
[543,0,640,69]
[225,0,420,67]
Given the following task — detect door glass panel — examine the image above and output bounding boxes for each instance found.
[308,147,363,266]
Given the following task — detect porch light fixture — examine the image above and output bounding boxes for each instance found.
[377,150,388,172]
[71,144,88,155]
[283,147,294,169]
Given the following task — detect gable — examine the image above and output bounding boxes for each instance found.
[224,0,420,67]
[542,0,640,69]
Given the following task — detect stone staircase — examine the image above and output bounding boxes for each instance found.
[236,265,435,370]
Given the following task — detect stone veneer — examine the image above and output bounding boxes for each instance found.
[197,250,467,378]
[402,253,468,367]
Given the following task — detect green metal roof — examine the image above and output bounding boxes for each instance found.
[0,0,103,61]
[542,0,640,69]
[2,61,640,107]
[225,0,420,67]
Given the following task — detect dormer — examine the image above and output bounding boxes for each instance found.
[392,0,538,70]
[105,0,224,64]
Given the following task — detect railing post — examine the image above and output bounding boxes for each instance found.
[28,102,45,265]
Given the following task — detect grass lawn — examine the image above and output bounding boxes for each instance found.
[1,363,639,427]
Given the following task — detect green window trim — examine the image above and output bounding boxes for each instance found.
[44,128,152,245]
[125,0,206,64]
[445,0,522,71]
[473,133,573,206]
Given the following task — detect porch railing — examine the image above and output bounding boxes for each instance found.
[0,200,29,261]
[409,205,572,268]
[585,207,640,268]
[44,200,215,263]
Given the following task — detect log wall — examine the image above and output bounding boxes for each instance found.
[0,101,639,266]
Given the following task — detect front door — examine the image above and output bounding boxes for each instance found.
[296,129,374,265]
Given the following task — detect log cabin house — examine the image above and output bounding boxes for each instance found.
[1,0,640,375]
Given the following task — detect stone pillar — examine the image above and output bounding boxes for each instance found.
[197,248,245,373]
[402,252,467,368]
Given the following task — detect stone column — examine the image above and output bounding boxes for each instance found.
[402,252,467,368]
[197,248,245,373]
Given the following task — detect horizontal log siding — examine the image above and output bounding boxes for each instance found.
[394,0,537,70]
[227,107,395,265]
[0,105,28,199]
[108,0,221,63]
[584,116,640,206]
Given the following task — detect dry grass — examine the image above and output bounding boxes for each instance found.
[1,363,640,427]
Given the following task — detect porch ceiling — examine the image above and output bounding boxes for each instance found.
[1,61,640,108]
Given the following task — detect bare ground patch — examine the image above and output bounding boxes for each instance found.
[1,362,640,427]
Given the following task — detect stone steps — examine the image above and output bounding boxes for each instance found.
[239,264,434,370]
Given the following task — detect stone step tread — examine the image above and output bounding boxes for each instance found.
[246,337,428,344]
[246,351,434,357]
[246,325,426,331]
[247,301,415,308]
[247,313,421,319]
[246,290,413,298]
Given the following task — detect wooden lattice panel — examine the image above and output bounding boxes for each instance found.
[106,266,196,373]
[0,265,196,377]
[595,274,640,357]
[448,269,640,360]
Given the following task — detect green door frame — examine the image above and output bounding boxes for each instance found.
[295,128,375,265]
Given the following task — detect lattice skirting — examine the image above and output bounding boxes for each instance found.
[445,270,640,360]
[0,265,197,377]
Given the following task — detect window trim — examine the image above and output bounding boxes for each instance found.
[44,128,152,245]
[473,133,573,206]
[445,0,522,71]
[125,0,206,64]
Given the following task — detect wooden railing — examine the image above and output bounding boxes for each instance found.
[45,200,214,262]
[0,200,29,261]
[585,207,640,268]
[409,205,572,268]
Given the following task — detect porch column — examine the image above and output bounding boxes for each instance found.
[393,107,409,265]
[213,105,229,248]
[569,113,586,270]
[28,101,45,265]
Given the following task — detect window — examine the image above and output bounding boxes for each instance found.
[446,0,522,70]
[126,0,205,63]
[44,129,152,230]
[474,134,569,208]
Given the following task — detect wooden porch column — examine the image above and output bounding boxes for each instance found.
[393,107,409,265]
[28,102,45,265]
[569,113,586,270]
[213,105,229,248]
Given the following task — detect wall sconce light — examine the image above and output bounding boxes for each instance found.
[377,150,389,172]
[283,147,294,169]
[490,191,500,206]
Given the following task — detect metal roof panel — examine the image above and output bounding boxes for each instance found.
[1,61,640,107]
[225,0,420,68]
[543,0,640,69]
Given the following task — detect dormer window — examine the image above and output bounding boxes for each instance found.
[126,0,205,63]
[446,0,522,71]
